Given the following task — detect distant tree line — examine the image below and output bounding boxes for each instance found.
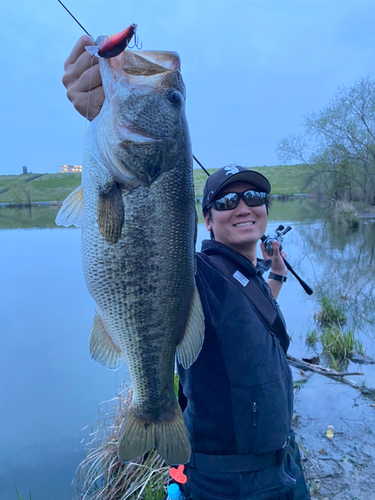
[277,75,375,204]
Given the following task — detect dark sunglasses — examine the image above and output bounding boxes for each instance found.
[208,190,268,211]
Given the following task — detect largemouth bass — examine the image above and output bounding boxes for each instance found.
[56,46,204,465]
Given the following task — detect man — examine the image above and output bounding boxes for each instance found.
[62,36,310,499]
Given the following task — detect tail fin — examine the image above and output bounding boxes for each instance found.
[117,405,191,465]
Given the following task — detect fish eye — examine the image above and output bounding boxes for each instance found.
[167,91,181,104]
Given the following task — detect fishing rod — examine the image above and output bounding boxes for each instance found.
[193,155,210,176]
[262,226,313,295]
[58,0,311,294]
[58,2,210,177]
[192,159,312,294]
[57,0,94,39]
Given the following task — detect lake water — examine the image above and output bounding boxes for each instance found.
[1,200,375,500]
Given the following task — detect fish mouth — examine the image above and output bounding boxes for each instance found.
[115,123,156,142]
[121,50,181,76]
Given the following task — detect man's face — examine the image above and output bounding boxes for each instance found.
[204,181,268,252]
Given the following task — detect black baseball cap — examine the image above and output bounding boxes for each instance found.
[202,165,271,211]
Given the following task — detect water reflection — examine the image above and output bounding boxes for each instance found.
[1,202,375,499]
[0,198,327,230]
[0,205,61,229]
[295,220,375,334]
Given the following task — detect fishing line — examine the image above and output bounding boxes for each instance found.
[57,0,210,180]
[85,56,95,126]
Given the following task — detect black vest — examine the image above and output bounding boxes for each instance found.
[178,240,293,457]
[205,249,289,355]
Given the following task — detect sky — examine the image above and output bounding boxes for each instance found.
[1,0,375,175]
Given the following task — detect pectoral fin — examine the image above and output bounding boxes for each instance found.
[89,309,123,370]
[176,287,205,369]
[97,182,124,243]
[55,185,84,227]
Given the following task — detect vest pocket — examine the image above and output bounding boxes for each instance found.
[231,378,292,455]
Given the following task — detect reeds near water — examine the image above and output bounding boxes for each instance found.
[73,385,169,500]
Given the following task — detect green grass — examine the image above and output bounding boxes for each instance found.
[0,164,310,205]
[0,174,39,193]
[144,481,165,500]
[294,379,306,395]
[320,327,359,360]
[75,384,170,500]
[315,296,347,328]
[0,173,81,203]
[193,164,311,198]
[15,486,31,500]
[174,372,180,398]
[305,329,319,349]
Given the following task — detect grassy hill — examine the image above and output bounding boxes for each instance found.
[193,164,310,198]
[0,165,310,204]
[0,173,81,203]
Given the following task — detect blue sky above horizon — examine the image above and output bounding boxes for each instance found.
[1,0,374,175]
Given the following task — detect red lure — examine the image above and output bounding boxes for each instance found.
[98,24,137,59]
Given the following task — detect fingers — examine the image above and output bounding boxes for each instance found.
[273,242,287,260]
[270,242,288,275]
[260,242,271,260]
[74,63,103,93]
[63,50,99,90]
[272,242,283,260]
[64,35,95,69]
[63,36,104,120]
[70,86,105,121]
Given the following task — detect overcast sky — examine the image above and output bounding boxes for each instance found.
[1,0,374,175]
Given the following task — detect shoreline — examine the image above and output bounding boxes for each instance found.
[0,201,63,208]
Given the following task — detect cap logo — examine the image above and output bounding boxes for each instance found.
[224,166,239,175]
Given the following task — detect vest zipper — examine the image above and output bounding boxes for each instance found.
[252,402,257,427]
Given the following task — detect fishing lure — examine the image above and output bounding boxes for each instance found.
[85,24,138,59]
[57,1,139,59]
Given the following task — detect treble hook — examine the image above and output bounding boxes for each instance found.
[128,32,142,50]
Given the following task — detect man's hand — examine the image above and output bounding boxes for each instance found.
[260,241,288,300]
[260,241,288,276]
[62,36,105,121]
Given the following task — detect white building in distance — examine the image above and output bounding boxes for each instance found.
[59,165,82,173]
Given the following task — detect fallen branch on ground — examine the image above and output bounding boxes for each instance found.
[287,355,363,377]
[287,355,375,400]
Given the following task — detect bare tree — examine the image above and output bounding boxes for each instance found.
[277,75,375,203]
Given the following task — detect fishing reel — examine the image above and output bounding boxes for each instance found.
[261,225,292,256]
[261,225,313,295]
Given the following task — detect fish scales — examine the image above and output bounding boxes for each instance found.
[57,46,204,465]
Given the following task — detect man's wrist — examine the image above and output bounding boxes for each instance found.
[268,272,288,282]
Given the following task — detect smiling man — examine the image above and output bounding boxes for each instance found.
[62,37,310,500]
[177,165,310,500]
[202,166,287,300]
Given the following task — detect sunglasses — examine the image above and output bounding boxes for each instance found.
[208,190,268,211]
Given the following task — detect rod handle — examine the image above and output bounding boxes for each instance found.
[284,259,313,295]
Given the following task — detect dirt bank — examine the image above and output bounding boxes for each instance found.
[292,369,375,499]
